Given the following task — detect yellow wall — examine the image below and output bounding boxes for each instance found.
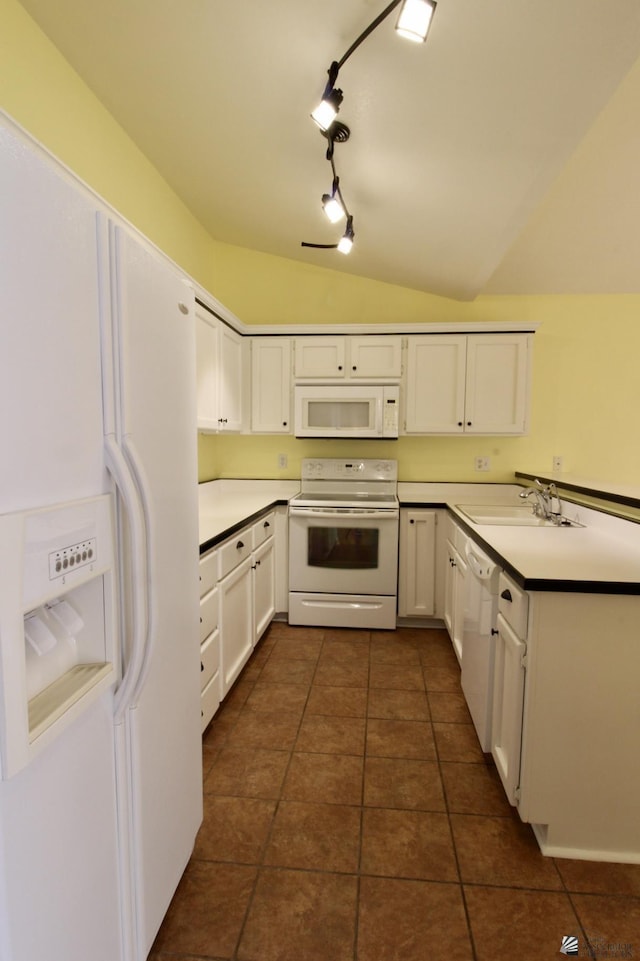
[3,0,640,488]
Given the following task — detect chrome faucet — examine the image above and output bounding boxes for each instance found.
[519,479,563,522]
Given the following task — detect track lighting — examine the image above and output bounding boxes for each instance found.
[337,217,355,255]
[395,0,436,43]
[322,178,345,223]
[311,85,343,132]
[302,0,437,254]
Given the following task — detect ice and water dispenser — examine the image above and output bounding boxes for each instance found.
[0,495,117,779]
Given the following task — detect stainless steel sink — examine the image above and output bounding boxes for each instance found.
[455,504,583,527]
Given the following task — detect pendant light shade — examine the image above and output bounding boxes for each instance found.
[395,0,436,43]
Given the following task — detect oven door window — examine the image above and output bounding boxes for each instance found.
[307,524,379,570]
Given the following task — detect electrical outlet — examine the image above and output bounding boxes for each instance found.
[278,453,288,469]
[474,456,490,472]
[552,455,563,472]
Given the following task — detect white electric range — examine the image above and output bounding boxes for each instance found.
[288,459,399,629]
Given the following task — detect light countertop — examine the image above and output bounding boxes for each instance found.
[199,479,299,551]
[449,501,640,593]
[198,478,640,593]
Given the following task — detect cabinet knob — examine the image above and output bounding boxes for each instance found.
[178,302,189,315]
[236,540,244,550]
[352,365,357,371]
[283,421,288,426]
[491,628,499,636]
[500,589,513,602]
[338,365,343,371]
[201,661,204,672]
[409,518,415,524]
[458,421,463,427]
[264,521,270,528]
[467,421,472,426]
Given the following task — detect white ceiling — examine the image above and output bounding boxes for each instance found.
[18,0,640,300]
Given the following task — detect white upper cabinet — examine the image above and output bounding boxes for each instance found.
[404,333,532,434]
[294,335,402,380]
[250,338,291,433]
[195,312,219,431]
[348,336,403,379]
[464,334,530,434]
[196,306,243,432]
[404,335,467,434]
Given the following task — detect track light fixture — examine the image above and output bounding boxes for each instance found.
[302,0,436,255]
[322,180,345,224]
[337,216,355,255]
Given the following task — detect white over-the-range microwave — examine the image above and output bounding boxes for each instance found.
[294,385,400,438]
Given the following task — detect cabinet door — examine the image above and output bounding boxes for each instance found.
[349,336,402,379]
[398,510,436,617]
[219,556,253,695]
[465,334,530,434]
[444,541,466,663]
[491,612,526,805]
[252,537,276,643]
[251,338,291,433]
[451,551,467,665]
[195,311,219,431]
[218,323,243,431]
[404,336,466,433]
[294,337,346,378]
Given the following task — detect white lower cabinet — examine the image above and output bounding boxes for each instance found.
[252,535,276,643]
[491,573,527,804]
[492,571,640,862]
[199,511,277,722]
[198,552,222,731]
[398,510,437,617]
[219,555,254,696]
[443,517,468,663]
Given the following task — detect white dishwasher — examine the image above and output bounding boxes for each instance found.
[461,540,501,751]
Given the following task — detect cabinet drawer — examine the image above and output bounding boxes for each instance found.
[498,572,529,638]
[200,628,220,689]
[219,529,252,579]
[199,548,219,598]
[199,586,219,643]
[201,670,221,732]
[253,512,275,548]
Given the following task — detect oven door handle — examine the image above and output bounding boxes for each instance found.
[289,506,398,519]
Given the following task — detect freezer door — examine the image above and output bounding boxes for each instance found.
[0,119,107,513]
[108,224,202,959]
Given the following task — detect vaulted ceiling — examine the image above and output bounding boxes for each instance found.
[18,0,640,300]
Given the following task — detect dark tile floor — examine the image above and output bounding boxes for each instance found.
[150,623,640,961]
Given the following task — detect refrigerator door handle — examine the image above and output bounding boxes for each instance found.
[120,436,158,709]
[105,436,149,723]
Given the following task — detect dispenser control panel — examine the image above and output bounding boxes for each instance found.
[49,538,96,579]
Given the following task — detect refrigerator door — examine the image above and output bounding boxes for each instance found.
[0,118,106,514]
[0,118,122,961]
[107,224,202,960]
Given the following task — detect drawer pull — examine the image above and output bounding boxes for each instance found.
[500,589,513,602]
[236,540,245,550]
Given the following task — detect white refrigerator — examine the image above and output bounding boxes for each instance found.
[0,114,203,961]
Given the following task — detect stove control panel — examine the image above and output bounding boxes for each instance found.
[300,459,397,482]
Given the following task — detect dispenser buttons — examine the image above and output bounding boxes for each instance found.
[49,538,96,579]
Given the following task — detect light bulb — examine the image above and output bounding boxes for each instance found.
[395,0,436,43]
[322,193,345,224]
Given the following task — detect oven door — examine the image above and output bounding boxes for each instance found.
[288,506,399,595]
